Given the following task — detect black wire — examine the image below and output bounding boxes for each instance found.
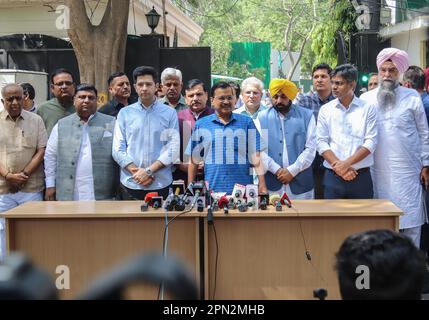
[158,204,195,300]
[210,221,219,300]
[289,205,326,284]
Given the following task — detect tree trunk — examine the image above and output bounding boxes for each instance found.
[65,0,130,104]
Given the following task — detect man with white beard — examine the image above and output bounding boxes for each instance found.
[360,48,429,248]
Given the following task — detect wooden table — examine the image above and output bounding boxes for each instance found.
[203,199,402,300]
[2,199,402,300]
[2,201,202,299]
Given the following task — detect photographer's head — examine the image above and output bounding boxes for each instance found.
[336,229,427,300]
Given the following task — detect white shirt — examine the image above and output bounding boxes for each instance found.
[316,96,377,170]
[45,118,95,200]
[263,112,317,199]
[233,104,267,133]
[361,86,429,229]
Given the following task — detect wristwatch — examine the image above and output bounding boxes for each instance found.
[145,167,153,176]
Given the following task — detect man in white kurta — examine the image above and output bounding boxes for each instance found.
[360,48,429,247]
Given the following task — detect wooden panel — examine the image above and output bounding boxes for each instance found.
[8,217,199,300]
[1,201,202,218]
[206,215,397,300]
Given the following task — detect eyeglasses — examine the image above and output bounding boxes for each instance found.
[53,81,74,87]
[4,96,23,103]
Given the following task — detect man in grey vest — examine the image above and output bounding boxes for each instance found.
[259,78,316,199]
[44,84,118,201]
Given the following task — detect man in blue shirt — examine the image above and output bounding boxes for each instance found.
[187,82,267,194]
[112,66,180,200]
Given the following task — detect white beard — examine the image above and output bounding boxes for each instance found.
[377,79,399,111]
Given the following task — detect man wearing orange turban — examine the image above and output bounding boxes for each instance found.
[258,78,316,199]
[361,48,429,248]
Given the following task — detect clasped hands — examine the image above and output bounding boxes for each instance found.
[275,168,294,184]
[5,171,29,193]
[332,160,357,181]
[130,167,154,186]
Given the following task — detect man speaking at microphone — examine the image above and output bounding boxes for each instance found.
[258,78,317,199]
[186,81,267,195]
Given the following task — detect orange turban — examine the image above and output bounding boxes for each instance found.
[268,78,299,101]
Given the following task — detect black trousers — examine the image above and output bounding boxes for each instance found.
[120,184,172,200]
[312,154,325,199]
[323,168,373,199]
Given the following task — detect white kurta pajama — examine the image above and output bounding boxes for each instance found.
[361,86,429,233]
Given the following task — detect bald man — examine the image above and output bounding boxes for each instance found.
[258,78,316,199]
[361,48,429,248]
[0,83,47,258]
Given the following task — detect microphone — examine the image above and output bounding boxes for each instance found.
[280,192,292,208]
[218,196,229,214]
[269,194,281,206]
[259,193,269,210]
[188,181,206,209]
[163,188,175,210]
[269,194,282,211]
[144,192,159,204]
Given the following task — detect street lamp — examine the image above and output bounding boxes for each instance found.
[145,6,161,34]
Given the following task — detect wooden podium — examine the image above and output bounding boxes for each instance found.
[2,201,201,299]
[203,199,401,300]
[2,199,401,300]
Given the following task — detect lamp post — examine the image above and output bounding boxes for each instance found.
[145,6,160,34]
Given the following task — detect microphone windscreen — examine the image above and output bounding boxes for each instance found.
[269,194,281,206]
[218,196,229,208]
[144,192,159,203]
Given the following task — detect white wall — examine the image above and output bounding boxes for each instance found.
[0,0,203,46]
[391,29,428,68]
[270,50,301,82]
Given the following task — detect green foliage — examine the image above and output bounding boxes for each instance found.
[173,0,356,77]
[227,62,266,82]
[310,0,358,68]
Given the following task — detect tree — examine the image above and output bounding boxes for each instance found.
[174,0,329,79]
[310,0,357,68]
[65,0,130,98]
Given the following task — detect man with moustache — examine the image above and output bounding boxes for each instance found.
[0,83,47,258]
[368,73,379,91]
[259,79,316,199]
[44,84,117,201]
[295,63,335,199]
[360,48,429,248]
[20,83,37,112]
[403,66,429,125]
[160,67,188,112]
[187,81,267,194]
[99,72,136,118]
[176,79,213,184]
[37,68,76,136]
[234,77,267,132]
[316,64,377,199]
